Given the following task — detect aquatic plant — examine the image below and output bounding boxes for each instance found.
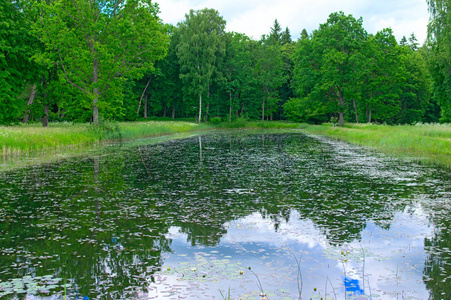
[0,275,70,298]
[301,123,451,167]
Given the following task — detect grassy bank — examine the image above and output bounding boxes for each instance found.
[5,120,448,169]
[0,121,213,160]
[214,119,301,129]
[301,123,451,167]
[0,120,301,161]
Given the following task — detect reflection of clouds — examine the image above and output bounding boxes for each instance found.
[346,207,434,299]
[158,207,434,299]
[166,226,185,239]
[223,210,328,249]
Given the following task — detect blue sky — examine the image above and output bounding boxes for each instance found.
[158,0,430,44]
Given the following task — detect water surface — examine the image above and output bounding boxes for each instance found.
[0,132,450,299]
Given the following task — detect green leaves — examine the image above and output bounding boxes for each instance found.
[290,12,366,126]
[0,0,38,124]
[288,12,436,125]
[33,0,169,124]
[427,0,451,122]
[177,8,226,121]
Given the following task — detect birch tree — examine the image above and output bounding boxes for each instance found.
[177,8,226,122]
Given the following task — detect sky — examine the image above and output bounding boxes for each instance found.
[157,0,431,44]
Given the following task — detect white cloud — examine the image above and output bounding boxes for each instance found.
[157,0,429,43]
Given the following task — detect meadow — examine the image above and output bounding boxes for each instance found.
[301,122,451,167]
[1,120,450,168]
[0,120,212,162]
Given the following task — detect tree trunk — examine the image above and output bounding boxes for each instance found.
[42,77,49,127]
[163,102,167,118]
[172,105,175,119]
[198,91,202,123]
[368,89,373,123]
[23,83,37,124]
[262,97,265,121]
[144,94,148,119]
[43,105,49,127]
[229,91,232,123]
[205,84,210,122]
[93,59,99,125]
[353,99,359,123]
[137,76,152,115]
[59,108,66,119]
[338,90,344,127]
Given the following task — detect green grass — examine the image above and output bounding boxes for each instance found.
[301,122,451,167]
[215,119,301,129]
[118,120,212,140]
[0,122,99,155]
[0,119,300,156]
[5,120,448,169]
[0,119,302,171]
[0,121,213,160]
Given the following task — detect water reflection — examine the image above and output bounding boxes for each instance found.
[0,132,450,299]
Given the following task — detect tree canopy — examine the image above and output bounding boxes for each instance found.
[33,0,168,124]
[0,3,444,126]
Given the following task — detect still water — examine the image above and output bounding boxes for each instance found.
[0,132,450,299]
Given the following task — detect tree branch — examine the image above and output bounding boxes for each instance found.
[58,51,90,95]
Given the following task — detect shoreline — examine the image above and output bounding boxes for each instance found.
[300,123,451,168]
[1,121,450,171]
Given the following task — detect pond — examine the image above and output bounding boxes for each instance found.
[0,131,450,300]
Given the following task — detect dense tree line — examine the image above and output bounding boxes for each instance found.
[0,0,448,126]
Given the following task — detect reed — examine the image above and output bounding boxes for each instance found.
[0,121,214,161]
[216,119,301,129]
[301,123,451,167]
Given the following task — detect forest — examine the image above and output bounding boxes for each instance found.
[0,0,450,126]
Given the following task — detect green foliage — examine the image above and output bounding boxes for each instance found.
[209,116,222,124]
[221,32,253,122]
[33,0,169,124]
[0,0,37,124]
[363,29,404,124]
[0,4,442,126]
[254,41,286,120]
[289,11,438,126]
[301,122,451,166]
[177,8,226,122]
[427,0,451,122]
[283,97,328,124]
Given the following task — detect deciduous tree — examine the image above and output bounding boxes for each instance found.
[177,8,226,122]
[34,0,168,124]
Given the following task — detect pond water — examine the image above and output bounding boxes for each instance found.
[0,131,450,300]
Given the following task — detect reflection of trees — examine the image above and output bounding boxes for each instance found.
[130,133,419,246]
[424,226,451,299]
[1,132,447,299]
[0,154,172,299]
[423,187,451,298]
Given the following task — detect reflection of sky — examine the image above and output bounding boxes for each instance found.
[149,207,434,299]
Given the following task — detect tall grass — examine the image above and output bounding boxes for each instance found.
[0,122,99,155]
[216,119,301,129]
[3,121,449,167]
[0,121,213,161]
[118,120,212,140]
[301,123,451,167]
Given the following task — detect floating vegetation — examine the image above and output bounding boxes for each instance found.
[0,275,69,298]
[0,132,450,299]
